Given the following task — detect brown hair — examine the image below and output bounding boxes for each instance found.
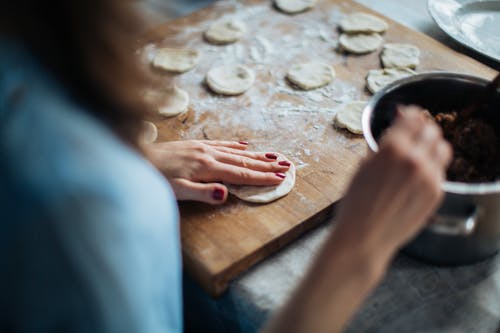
[0,0,152,147]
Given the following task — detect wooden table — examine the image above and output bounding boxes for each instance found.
[144,0,496,297]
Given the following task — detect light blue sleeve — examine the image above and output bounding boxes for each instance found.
[0,39,183,333]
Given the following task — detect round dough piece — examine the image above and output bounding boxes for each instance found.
[274,0,316,14]
[286,62,335,90]
[227,155,296,203]
[381,43,420,69]
[340,12,388,33]
[366,68,416,94]
[152,48,200,73]
[334,101,367,134]
[206,65,255,96]
[145,86,189,117]
[339,33,383,54]
[159,86,189,117]
[140,121,158,144]
[204,19,246,45]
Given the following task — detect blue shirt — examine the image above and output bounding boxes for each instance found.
[0,40,183,333]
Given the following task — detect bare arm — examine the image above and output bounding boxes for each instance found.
[264,106,452,333]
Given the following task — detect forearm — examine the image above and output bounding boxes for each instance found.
[263,228,391,333]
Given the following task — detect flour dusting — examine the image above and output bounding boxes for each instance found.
[142,0,366,168]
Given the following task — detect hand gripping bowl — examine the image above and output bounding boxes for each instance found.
[362,72,500,265]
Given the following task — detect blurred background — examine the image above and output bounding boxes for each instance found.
[140,0,215,24]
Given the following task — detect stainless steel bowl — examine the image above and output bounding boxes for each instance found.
[362,72,500,265]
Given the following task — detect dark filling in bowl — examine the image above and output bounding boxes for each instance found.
[371,77,500,184]
[428,110,500,182]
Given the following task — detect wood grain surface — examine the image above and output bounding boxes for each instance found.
[141,0,496,296]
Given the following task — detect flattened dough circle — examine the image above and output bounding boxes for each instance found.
[206,65,255,95]
[140,121,158,144]
[274,0,316,14]
[159,86,189,117]
[152,48,200,73]
[286,62,335,90]
[339,33,383,54]
[227,155,296,203]
[144,86,189,117]
[340,12,388,33]
[381,43,420,69]
[366,68,416,94]
[204,19,246,45]
[334,101,367,134]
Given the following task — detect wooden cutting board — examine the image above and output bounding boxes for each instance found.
[142,0,496,296]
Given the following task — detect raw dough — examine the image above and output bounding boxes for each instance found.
[227,155,296,203]
[206,65,255,95]
[340,12,388,33]
[339,33,383,54]
[366,68,416,94]
[151,48,200,73]
[140,121,158,144]
[144,86,189,117]
[204,19,246,45]
[159,86,189,116]
[286,62,335,90]
[274,0,316,14]
[381,43,420,69]
[334,101,367,134]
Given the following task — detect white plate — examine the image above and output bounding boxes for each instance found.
[428,0,500,63]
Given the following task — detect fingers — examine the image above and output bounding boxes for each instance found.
[212,151,291,173]
[197,140,249,150]
[386,105,451,170]
[195,141,286,167]
[205,161,287,186]
[211,145,283,162]
[378,105,449,200]
[390,105,426,139]
[170,178,228,205]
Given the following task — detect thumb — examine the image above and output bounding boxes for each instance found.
[170,178,228,205]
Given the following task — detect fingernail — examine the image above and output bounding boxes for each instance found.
[275,172,286,179]
[212,188,225,201]
[266,153,278,160]
[239,141,249,145]
[278,161,291,167]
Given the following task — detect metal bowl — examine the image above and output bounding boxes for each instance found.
[363,72,500,265]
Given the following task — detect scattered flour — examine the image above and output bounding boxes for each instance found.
[144,0,364,167]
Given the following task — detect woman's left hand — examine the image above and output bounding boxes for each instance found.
[144,140,292,204]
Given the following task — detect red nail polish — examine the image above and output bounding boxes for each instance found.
[239,141,249,145]
[266,153,278,160]
[275,172,286,179]
[278,161,291,167]
[212,188,225,201]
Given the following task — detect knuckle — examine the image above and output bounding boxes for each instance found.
[193,142,209,154]
[432,122,444,137]
[427,123,440,139]
[238,169,251,181]
[239,157,249,169]
[194,153,214,169]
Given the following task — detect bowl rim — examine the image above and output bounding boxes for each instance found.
[362,71,500,195]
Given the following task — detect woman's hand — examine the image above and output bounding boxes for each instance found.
[334,105,453,260]
[144,140,291,204]
[263,106,452,333]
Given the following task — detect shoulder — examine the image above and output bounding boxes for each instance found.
[0,40,182,333]
[0,38,176,220]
